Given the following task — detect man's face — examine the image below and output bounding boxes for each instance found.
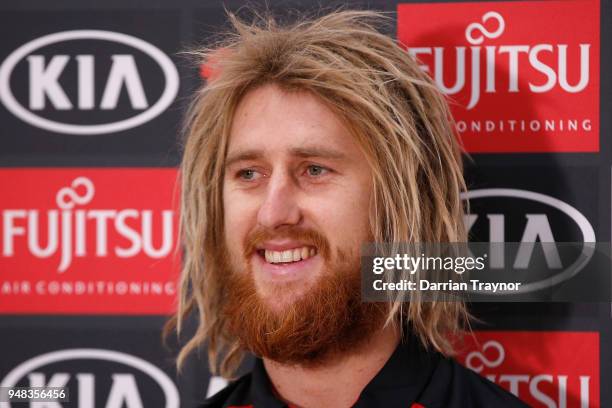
[223,83,373,311]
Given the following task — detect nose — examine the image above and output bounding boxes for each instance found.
[257,170,302,229]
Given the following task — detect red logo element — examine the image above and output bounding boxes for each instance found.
[397,0,600,152]
[200,48,230,81]
[457,331,599,407]
[0,168,180,314]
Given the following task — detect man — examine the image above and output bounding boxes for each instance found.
[167,9,528,408]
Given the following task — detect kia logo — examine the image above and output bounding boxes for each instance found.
[0,30,179,135]
[0,349,179,408]
[462,188,596,293]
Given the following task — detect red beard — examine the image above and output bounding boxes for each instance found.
[222,226,387,366]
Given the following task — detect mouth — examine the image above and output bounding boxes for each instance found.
[257,246,318,264]
[251,245,321,282]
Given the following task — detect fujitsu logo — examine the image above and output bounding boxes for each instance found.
[2,177,174,272]
[466,341,590,407]
[407,11,590,109]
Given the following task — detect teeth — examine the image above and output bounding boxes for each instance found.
[281,250,293,262]
[264,247,316,264]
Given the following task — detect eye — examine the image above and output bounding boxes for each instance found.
[237,168,260,181]
[306,165,328,177]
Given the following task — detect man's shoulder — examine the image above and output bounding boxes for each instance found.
[196,355,530,408]
[454,361,530,407]
[198,373,253,408]
[419,357,530,408]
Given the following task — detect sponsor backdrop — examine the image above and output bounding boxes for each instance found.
[0,0,609,407]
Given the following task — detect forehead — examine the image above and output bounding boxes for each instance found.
[228,84,360,155]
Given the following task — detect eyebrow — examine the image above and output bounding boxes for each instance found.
[225,146,348,168]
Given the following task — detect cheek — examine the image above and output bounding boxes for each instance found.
[311,182,372,250]
[223,190,254,256]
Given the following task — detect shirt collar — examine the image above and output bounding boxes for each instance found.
[354,332,439,407]
[249,331,439,408]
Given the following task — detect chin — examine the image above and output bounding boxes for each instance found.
[254,279,314,312]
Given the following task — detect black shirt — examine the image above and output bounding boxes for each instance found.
[200,335,528,408]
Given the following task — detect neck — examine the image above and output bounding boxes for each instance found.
[263,324,401,408]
